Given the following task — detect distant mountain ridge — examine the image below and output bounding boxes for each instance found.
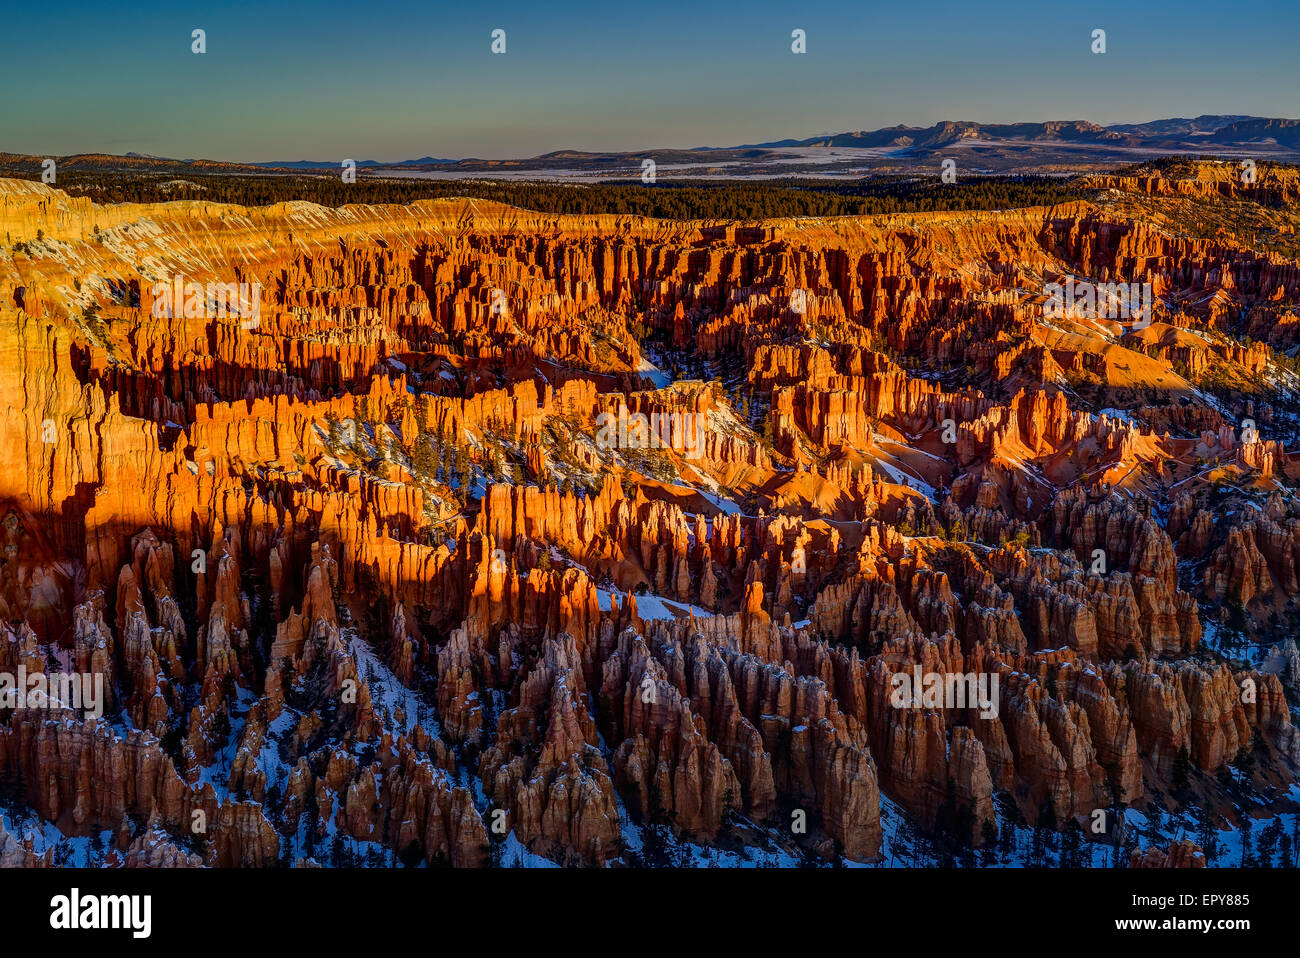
[249,157,457,169]
[4,117,1298,180]
[717,115,1299,152]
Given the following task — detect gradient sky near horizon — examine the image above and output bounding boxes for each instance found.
[5,0,1297,162]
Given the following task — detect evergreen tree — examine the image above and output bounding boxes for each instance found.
[979,820,999,866]
[1258,818,1282,868]
[1195,804,1220,862]
[1239,816,1255,867]
[325,411,342,452]
[414,436,435,482]
[1059,820,1084,868]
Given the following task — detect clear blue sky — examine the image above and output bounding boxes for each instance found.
[4,0,1296,161]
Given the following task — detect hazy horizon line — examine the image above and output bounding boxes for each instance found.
[8,111,1296,167]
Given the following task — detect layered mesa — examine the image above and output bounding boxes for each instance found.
[1,162,1299,867]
